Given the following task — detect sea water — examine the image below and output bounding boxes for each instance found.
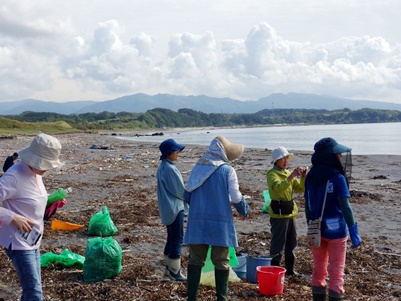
[117,122,401,155]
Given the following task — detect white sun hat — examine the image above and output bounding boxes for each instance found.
[271,146,294,164]
[19,133,63,170]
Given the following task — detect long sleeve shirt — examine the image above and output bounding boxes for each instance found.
[156,159,186,225]
[184,164,244,247]
[266,167,305,218]
[0,161,47,250]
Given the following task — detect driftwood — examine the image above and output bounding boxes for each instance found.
[376,251,401,257]
[0,136,16,140]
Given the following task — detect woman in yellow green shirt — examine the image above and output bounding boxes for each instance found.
[266,146,306,275]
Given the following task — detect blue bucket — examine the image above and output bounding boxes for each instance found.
[232,253,247,279]
[246,255,272,283]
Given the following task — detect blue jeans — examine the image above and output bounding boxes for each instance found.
[164,210,184,259]
[5,247,43,301]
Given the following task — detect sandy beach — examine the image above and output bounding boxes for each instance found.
[0,132,400,301]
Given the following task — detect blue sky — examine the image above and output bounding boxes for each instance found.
[1,0,401,104]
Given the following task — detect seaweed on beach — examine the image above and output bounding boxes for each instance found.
[1,133,400,301]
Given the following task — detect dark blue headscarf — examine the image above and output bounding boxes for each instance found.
[307,152,344,186]
[306,137,351,187]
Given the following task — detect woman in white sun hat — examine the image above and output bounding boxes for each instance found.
[266,146,307,276]
[0,133,63,301]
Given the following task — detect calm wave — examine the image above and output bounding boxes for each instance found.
[117,122,401,155]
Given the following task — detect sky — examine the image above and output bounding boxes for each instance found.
[1,0,401,104]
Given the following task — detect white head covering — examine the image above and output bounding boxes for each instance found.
[271,146,294,164]
[19,133,62,170]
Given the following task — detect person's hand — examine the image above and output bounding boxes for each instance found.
[11,214,36,234]
[300,166,309,177]
[289,167,302,180]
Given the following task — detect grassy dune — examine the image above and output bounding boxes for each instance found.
[0,117,82,136]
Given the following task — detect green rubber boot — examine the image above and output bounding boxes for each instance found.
[187,265,202,301]
[215,269,229,301]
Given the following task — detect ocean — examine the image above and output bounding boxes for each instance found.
[116,122,401,155]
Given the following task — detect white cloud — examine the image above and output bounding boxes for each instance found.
[130,33,155,58]
[1,0,401,104]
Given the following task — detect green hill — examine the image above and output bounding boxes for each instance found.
[0,117,80,136]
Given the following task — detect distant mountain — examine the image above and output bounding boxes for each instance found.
[75,93,253,114]
[1,93,401,115]
[256,93,401,111]
[0,99,97,115]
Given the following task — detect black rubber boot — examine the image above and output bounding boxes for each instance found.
[328,289,344,300]
[270,254,281,266]
[215,269,229,301]
[328,295,344,300]
[187,265,202,301]
[285,257,299,275]
[313,292,327,301]
[312,286,327,301]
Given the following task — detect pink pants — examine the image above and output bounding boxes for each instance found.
[312,236,348,295]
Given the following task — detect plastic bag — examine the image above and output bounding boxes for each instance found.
[40,249,85,268]
[83,237,122,283]
[202,246,238,272]
[44,199,67,221]
[200,246,241,287]
[261,190,271,213]
[87,206,118,237]
[200,267,241,287]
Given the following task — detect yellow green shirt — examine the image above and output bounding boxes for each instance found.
[266,167,305,218]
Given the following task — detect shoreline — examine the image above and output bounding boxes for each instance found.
[112,123,401,155]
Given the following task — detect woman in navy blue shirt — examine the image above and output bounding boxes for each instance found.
[304,138,362,301]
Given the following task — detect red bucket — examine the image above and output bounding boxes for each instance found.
[256,266,286,296]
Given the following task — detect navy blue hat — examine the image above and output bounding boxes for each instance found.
[159,139,185,160]
[314,137,351,154]
[13,152,18,158]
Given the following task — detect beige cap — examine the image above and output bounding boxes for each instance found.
[216,136,244,161]
[19,133,62,170]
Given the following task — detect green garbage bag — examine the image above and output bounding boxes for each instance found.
[202,246,238,272]
[200,246,240,286]
[262,190,271,213]
[40,249,85,268]
[87,206,118,237]
[83,237,122,283]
